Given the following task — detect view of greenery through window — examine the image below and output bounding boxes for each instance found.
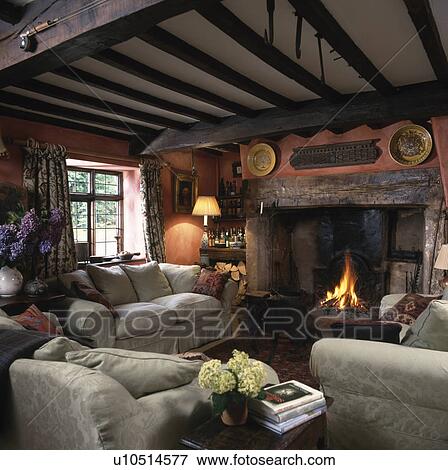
[68,168,122,257]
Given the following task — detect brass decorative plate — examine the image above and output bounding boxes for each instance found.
[247,143,277,176]
[389,125,433,166]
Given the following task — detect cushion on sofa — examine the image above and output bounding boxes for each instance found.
[0,308,8,318]
[87,265,137,305]
[114,302,177,339]
[65,348,203,398]
[151,293,222,321]
[192,268,229,300]
[121,262,172,302]
[381,293,439,325]
[58,269,96,297]
[73,281,119,318]
[34,336,89,361]
[0,315,26,330]
[159,263,201,294]
[13,305,63,335]
[402,299,448,351]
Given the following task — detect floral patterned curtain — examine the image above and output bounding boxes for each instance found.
[140,157,166,263]
[23,139,77,277]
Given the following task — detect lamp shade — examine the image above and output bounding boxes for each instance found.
[434,244,448,270]
[192,195,221,216]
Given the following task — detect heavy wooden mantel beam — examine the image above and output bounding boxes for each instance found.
[0,0,206,88]
[143,81,448,154]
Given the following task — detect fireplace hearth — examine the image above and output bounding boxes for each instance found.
[245,168,444,301]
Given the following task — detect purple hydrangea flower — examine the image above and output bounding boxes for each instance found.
[18,208,40,239]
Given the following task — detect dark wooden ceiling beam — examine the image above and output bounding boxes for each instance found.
[139,26,297,109]
[403,0,448,84]
[0,0,213,88]
[52,66,221,124]
[0,105,131,141]
[0,1,25,24]
[288,0,395,95]
[94,49,256,117]
[196,1,342,102]
[0,90,159,138]
[144,81,448,154]
[14,79,190,130]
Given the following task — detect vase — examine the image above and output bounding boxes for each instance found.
[0,266,23,297]
[23,277,48,297]
[221,399,248,426]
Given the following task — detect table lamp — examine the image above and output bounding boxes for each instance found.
[434,244,448,287]
[192,196,221,248]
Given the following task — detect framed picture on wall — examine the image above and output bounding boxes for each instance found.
[173,171,198,214]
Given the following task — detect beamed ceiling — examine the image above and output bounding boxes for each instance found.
[0,0,447,154]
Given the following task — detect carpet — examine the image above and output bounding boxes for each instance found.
[204,337,319,389]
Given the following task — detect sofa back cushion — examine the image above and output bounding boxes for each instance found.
[87,265,137,305]
[58,269,96,297]
[402,300,448,351]
[66,348,203,398]
[121,262,172,301]
[159,263,201,294]
[73,281,119,318]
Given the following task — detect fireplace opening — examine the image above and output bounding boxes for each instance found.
[270,206,425,308]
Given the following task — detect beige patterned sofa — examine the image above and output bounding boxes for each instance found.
[53,262,238,353]
[310,294,448,449]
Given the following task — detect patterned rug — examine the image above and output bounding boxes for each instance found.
[204,337,319,389]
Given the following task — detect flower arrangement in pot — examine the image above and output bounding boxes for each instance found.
[198,350,266,426]
[0,208,65,297]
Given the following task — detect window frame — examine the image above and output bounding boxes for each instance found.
[68,166,124,257]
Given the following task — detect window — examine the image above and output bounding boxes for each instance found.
[68,168,123,257]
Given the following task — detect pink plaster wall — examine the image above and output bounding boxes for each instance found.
[240,121,440,180]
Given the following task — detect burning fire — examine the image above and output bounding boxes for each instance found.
[321,253,363,310]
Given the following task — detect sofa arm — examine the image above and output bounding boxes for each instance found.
[221,280,238,313]
[10,359,149,449]
[50,297,116,348]
[311,339,448,411]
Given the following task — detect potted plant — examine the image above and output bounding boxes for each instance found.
[198,350,266,426]
[0,208,64,297]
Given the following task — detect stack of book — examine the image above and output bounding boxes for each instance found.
[249,380,326,435]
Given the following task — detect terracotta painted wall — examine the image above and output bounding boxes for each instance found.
[240,121,440,180]
[162,150,219,265]
[0,115,145,254]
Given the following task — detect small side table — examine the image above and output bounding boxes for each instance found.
[0,292,66,315]
[180,414,326,450]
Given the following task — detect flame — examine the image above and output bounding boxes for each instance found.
[322,253,361,309]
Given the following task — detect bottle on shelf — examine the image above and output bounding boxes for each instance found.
[219,178,226,197]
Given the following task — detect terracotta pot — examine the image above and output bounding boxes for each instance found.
[221,400,248,426]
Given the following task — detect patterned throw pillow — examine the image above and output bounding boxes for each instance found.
[381,293,440,325]
[14,305,63,336]
[73,281,119,318]
[192,268,229,300]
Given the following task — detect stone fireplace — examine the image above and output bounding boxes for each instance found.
[245,168,444,302]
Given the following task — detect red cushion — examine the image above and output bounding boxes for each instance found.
[192,269,229,300]
[14,305,62,336]
[73,281,119,318]
[382,293,440,325]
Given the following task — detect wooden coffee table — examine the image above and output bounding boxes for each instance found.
[180,414,326,450]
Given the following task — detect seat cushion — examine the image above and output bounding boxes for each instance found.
[121,262,172,302]
[159,263,201,294]
[115,302,176,339]
[87,264,137,306]
[66,348,203,399]
[151,293,222,321]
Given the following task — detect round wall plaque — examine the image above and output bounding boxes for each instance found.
[247,143,277,177]
[389,124,433,166]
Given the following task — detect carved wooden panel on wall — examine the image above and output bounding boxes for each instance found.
[289,139,381,170]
